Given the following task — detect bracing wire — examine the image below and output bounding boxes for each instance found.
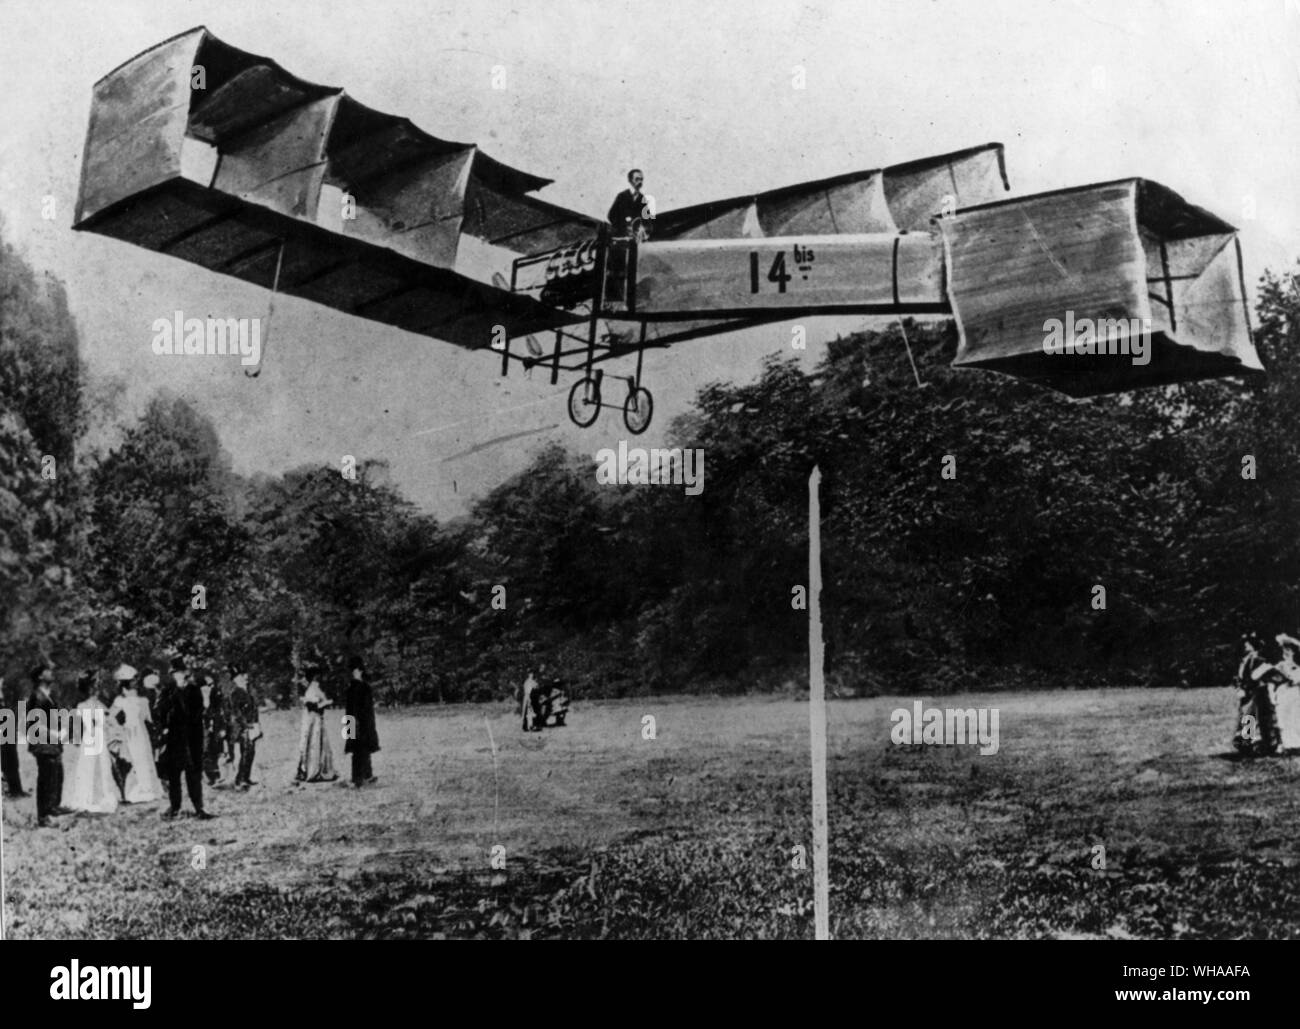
[246,240,285,379]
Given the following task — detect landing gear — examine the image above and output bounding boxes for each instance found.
[568,374,602,428]
[514,236,658,432]
[623,384,653,435]
[567,374,654,433]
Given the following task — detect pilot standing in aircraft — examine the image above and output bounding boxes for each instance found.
[607,169,656,241]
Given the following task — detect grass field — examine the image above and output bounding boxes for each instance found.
[4,687,1300,939]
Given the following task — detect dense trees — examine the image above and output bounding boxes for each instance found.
[3,223,1298,702]
[0,233,85,665]
[86,394,247,660]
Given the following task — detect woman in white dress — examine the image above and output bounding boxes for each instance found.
[1273,633,1300,751]
[64,672,118,814]
[108,673,164,803]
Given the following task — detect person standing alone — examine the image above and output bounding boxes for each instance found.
[607,168,655,240]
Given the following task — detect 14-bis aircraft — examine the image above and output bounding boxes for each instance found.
[75,28,1264,434]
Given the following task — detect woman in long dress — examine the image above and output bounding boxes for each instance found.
[64,673,118,814]
[294,665,338,783]
[109,676,164,803]
[1273,633,1300,751]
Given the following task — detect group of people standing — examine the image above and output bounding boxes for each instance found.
[1,652,380,828]
[1233,631,1300,756]
[0,657,262,825]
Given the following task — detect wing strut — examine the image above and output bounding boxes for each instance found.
[246,239,285,380]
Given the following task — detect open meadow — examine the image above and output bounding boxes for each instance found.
[5,687,1300,939]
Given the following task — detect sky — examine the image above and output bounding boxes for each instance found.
[1,0,1297,519]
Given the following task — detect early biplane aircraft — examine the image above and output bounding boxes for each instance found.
[74,27,1264,434]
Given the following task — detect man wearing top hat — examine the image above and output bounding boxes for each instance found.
[226,663,260,790]
[154,656,212,819]
[198,672,227,786]
[27,663,70,826]
[343,655,379,787]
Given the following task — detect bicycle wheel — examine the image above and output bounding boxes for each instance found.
[623,385,653,435]
[568,376,601,428]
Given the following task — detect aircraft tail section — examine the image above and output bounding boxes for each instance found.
[941,179,1262,395]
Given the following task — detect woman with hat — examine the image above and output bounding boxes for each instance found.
[1234,632,1282,756]
[108,664,163,802]
[103,664,133,802]
[1272,631,1300,751]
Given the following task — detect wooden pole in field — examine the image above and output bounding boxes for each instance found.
[809,466,830,939]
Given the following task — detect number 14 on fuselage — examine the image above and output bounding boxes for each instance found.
[750,244,817,293]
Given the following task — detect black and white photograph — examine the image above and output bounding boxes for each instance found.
[0,0,1297,974]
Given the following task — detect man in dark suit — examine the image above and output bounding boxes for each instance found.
[607,169,655,240]
[199,673,227,786]
[26,664,68,826]
[343,656,380,787]
[226,663,260,790]
[0,674,27,797]
[155,656,212,819]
